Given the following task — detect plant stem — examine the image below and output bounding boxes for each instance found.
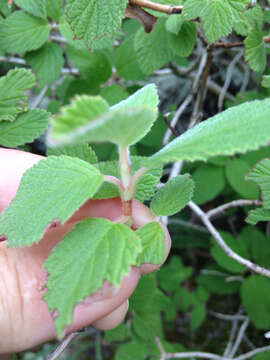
[119,146,132,192]
[129,0,183,14]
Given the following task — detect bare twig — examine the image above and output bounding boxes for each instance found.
[129,0,183,14]
[235,345,270,360]
[208,311,248,322]
[188,201,270,278]
[163,113,180,138]
[47,333,78,360]
[50,35,68,44]
[229,318,250,358]
[206,199,262,220]
[30,85,49,109]
[224,320,239,357]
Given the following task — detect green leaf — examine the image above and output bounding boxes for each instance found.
[66,45,112,84]
[25,42,64,87]
[52,107,157,147]
[241,276,270,329]
[136,222,166,266]
[134,19,173,75]
[250,229,270,268]
[182,0,207,20]
[0,109,49,147]
[146,99,270,167]
[0,11,50,54]
[0,68,36,122]
[115,341,147,360]
[262,75,270,88]
[93,161,120,199]
[52,95,110,138]
[112,84,159,114]
[47,144,98,164]
[225,158,259,199]
[192,164,225,205]
[201,0,233,43]
[15,0,47,19]
[46,0,63,21]
[0,156,104,247]
[246,159,270,208]
[245,22,266,73]
[65,0,128,47]
[100,85,128,106]
[45,218,142,337]
[105,324,127,343]
[168,21,197,58]
[247,208,270,225]
[166,14,183,34]
[190,302,206,331]
[150,174,194,216]
[135,174,159,202]
[211,232,249,273]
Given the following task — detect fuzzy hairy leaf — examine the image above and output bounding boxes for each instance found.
[246,159,270,208]
[0,11,50,54]
[0,156,103,247]
[168,21,197,58]
[52,95,110,138]
[15,0,47,19]
[26,42,64,87]
[65,0,128,47]
[47,144,98,164]
[45,218,141,337]
[150,174,194,216]
[0,109,49,147]
[134,19,173,75]
[201,0,233,43]
[46,0,63,21]
[146,99,270,167]
[0,68,36,122]
[182,0,207,20]
[136,222,166,266]
[52,107,157,147]
[245,22,266,73]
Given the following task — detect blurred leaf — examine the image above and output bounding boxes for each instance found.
[47,144,98,164]
[245,22,266,73]
[15,0,47,18]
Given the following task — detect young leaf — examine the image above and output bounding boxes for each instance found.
[166,14,183,35]
[0,11,50,54]
[246,159,270,207]
[112,84,159,114]
[201,0,233,43]
[65,0,128,47]
[146,99,270,168]
[150,174,194,216]
[0,109,49,147]
[135,174,159,202]
[182,0,207,20]
[0,68,36,122]
[47,144,98,164]
[46,0,63,21]
[134,19,173,75]
[25,42,64,87]
[136,222,166,266]
[15,0,47,19]
[44,218,142,337]
[247,208,270,225]
[52,95,110,138]
[244,22,266,73]
[0,156,104,247]
[52,107,157,147]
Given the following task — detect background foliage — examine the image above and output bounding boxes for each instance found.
[1,0,270,359]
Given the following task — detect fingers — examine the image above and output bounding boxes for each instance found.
[92,300,129,330]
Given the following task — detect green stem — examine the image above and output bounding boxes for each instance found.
[119,145,132,199]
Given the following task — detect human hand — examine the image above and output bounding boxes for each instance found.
[0,149,171,354]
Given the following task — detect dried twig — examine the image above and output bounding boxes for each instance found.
[229,319,250,358]
[206,199,262,219]
[129,0,183,14]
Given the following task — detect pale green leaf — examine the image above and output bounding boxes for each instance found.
[135,174,159,202]
[146,99,270,167]
[201,0,233,43]
[0,11,50,54]
[47,144,98,164]
[245,22,266,73]
[166,14,183,34]
[52,95,110,138]
[168,21,197,58]
[134,19,173,75]
[65,0,128,47]
[15,0,47,19]
[247,208,270,225]
[241,276,270,329]
[45,218,141,337]
[262,76,270,88]
[0,109,49,147]
[0,156,104,247]
[93,161,120,199]
[150,174,194,216]
[46,0,63,21]
[136,222,166,266]
[0,68,36,122]
[225,158,259,199]
[227,0,249,22]
[25,42,64,87]
[52,107,157,147]
[182,0,207,20]
[246,159,270,208]
[112,84,159,114]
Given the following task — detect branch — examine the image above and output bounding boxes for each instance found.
[129,0,183,14]
[206,199,262,219]
[235,346,270,360]
[188,201,270,278]
[229,318,250,358]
